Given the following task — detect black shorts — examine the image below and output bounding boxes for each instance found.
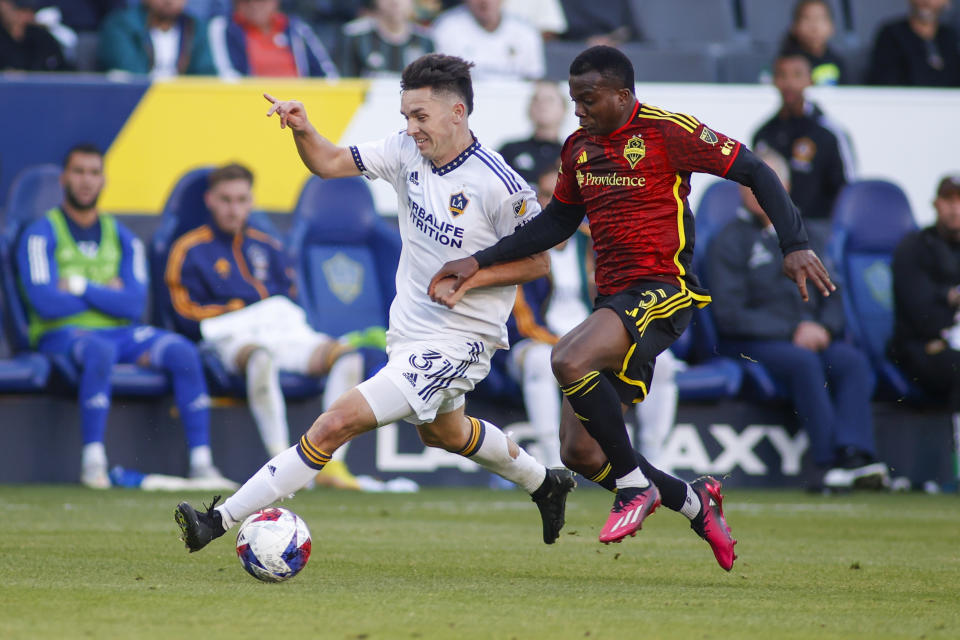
[595,282,696,404]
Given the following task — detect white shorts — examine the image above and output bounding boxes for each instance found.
[356,336,492,425]
[199,296,332,374]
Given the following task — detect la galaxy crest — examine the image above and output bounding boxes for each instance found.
[449,191,469,217]
[623,135,645,169]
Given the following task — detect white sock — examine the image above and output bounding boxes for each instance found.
[520,343,563,468]
[217,445,316,530]
[189,445,213,471]
[81,442,106,469]
[246,349,289,457]
[615,468,650,490]
[322,351,363,410]
[465,418,546,494]
[680,483,702,520]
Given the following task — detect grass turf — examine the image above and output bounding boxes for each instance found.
[0,485,958,640]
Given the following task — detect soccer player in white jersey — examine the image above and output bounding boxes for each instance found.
[175,54,576,552]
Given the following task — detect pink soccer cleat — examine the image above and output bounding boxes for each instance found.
[689,476,738,571]
[598,483,661,544]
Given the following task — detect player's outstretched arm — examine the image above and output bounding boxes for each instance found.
[783,249,835,302]
[263,93,360,179]
[428,197,584,297]
[725,146,835,300]
[430,253,550,308]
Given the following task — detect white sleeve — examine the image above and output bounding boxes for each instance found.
[491,186,541,240]
[350,132,408,191]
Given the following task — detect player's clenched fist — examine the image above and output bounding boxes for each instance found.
[264,93,309,132]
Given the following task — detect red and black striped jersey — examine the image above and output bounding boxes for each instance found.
[554,101,742,299]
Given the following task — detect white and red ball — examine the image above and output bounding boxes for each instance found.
[235,507,311,582]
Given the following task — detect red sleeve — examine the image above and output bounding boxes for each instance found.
[662,120,742,178]
[552,134,584,205]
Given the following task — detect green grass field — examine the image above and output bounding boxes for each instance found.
[1,485,958,640]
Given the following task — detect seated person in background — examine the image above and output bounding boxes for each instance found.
[890,174,960,409]
[503,0,566,40]
[432,0,544,80]
[0,0,70,70]
[505,166,681,470]
[753,52,855,240]
[53,0,125,32]
[208,0,337,78]
[336,0,432,78]
[706,149,888,492]
[97,0,215,76]
[15,144,230,489]
[778,0,847,85]
[164,163,368,489]
[867,0,960,87]
[497,81,566,185]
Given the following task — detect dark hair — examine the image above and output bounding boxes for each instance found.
[791,0,833,25]
[773,50,812,72]
[401,53,475,115]
[569,46,635,93]
[62,143,102,168]
[208,163,254,189]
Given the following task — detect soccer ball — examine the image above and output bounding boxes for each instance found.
[235,507,311,582]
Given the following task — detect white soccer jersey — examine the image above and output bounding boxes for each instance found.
[350,132,540,350]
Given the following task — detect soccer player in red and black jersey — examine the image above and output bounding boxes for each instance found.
[429,46,834,570]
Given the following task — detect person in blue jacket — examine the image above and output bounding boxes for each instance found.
[165,163,374,489]
[15,143,232,489]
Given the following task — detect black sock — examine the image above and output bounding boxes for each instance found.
[560,372,637,478]
[585,462,617,492]
[634,450,690,513]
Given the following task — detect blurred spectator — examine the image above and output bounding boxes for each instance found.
[165,163,374,488]
[867,0,960,87]
[432,0,544,80]
[208,0,337,78]
[336,0,432,78]
[752,52,855,235]
[52,0,123,32]
[286,0,358,52]
[890,174,960,409]
[504,0,566,39]
[98,0,215,76]
[0,0,70,70]
[558,0,634,47]
[778,0,847,85]
[15,144,231,489]
[706,149,888,492]
[497,80,565,184]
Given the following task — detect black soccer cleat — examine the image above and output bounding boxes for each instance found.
[531,468,577,544]
[175,495,226,553]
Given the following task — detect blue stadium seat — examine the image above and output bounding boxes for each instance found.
[287,176,400,337]
[692,179,784,401]
[630,0,744,48]
[0,286,50,392]
[619,44,718,83]
[0,164,168,394]
[829,179,926,401]
[150,167,319,398]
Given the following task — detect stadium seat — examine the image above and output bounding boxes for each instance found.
[619,44,718,83]
[630,0,745,49]
[716,48,773,84]
[829,179,926,401]
[691,179,784,401]
[843,0,907,50]
[543,40,585,82]
[0,286,50,392]
[0,164,169,394]
[287,175,400,338]
[150,167,320,398]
